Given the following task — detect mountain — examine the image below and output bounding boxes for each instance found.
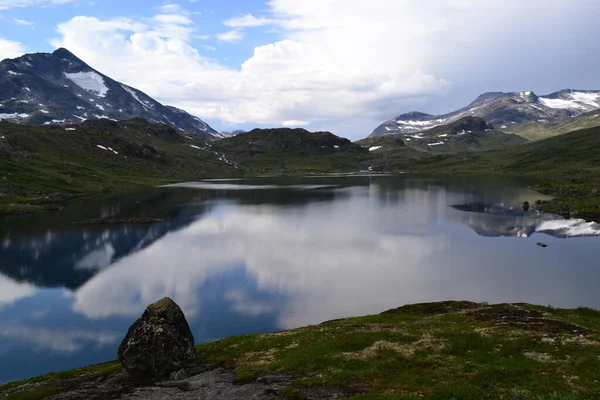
[370,89,600,139]
[360,117,526,153]
[211,128,371,174]
[0,48,217,137]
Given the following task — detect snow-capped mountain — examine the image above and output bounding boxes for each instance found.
[0,48,218,137]
[370,89,600,138]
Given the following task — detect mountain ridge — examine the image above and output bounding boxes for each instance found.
[0,48,217,137]
[370,89,600,139]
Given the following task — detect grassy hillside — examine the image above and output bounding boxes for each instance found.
[2,302,600,399]
[0,123,380,213]
[396,125,600,176]
[507,110,600,140]
[0,119,240,213]
[212,128,373,174]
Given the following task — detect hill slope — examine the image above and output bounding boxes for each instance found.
[0,48,217,137]
[0,119,236,213]
[212,128,372,174]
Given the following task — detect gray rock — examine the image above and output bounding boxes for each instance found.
[118,297,196,379]
[123,368,293,399]
[592,188,600,195]
[537,242,548,248]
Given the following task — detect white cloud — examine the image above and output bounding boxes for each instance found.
[281,120,309,126]
[0,323,117,353]
[216,28,244,42]
[49,0,600,138]
[0,37,25,61]
[75,243,116,270]
[0,275,35,310]
[13,17,34,26]
[223,14,276,28]
[0,0,75,10]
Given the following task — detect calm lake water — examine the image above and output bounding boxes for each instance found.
[1,175,600,383]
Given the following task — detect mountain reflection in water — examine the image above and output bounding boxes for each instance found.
[452,202,600,238]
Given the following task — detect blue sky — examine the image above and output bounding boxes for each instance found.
[1,0,600,139]
[0,0,272,68]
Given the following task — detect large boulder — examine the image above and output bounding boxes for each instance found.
[118,297,196,378]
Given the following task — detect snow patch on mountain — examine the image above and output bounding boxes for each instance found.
[0,113,29,119]
[538,97,586,110]
[570,92,600,108]
[65,72,108,97]
[121,85,153,109]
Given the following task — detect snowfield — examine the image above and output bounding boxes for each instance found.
[539,97,586,110]
[65,71,109,97]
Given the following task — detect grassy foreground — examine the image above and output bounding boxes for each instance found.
[2,302,600,399]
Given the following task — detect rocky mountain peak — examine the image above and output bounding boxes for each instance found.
[0,48,217,137]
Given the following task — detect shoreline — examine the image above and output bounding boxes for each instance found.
[2,301,599,399]
[2,172,599,223]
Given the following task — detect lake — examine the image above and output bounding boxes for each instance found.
[1,175,600,383]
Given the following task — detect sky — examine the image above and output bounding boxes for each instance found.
[1,0,600,140]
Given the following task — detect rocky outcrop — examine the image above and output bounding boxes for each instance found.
[118,297,196,379]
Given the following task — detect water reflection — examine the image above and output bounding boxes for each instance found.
[0,176,599,383]
[453,202,600,238]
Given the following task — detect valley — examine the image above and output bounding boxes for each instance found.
[1,48,600,222]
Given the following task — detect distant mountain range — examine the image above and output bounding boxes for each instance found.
[370,89,600,140]
[0,48,217,137]
[360,116,526,154]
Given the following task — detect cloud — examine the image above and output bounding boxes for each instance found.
[49,0,600,138]
[75,243,116,270]
[0,37,25,61]
[70,194,448,326]
[0,275,35,310]
[281,120,309,126]
[0,323,117,353]
[216,28,244,42]
[223,14,276,28]
[13,18,34,26]
[0,0,75,10]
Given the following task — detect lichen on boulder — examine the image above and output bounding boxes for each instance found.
[118,297,196,378]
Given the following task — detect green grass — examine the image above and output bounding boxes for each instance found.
[193,302,600,399]
[0,119,241,213]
